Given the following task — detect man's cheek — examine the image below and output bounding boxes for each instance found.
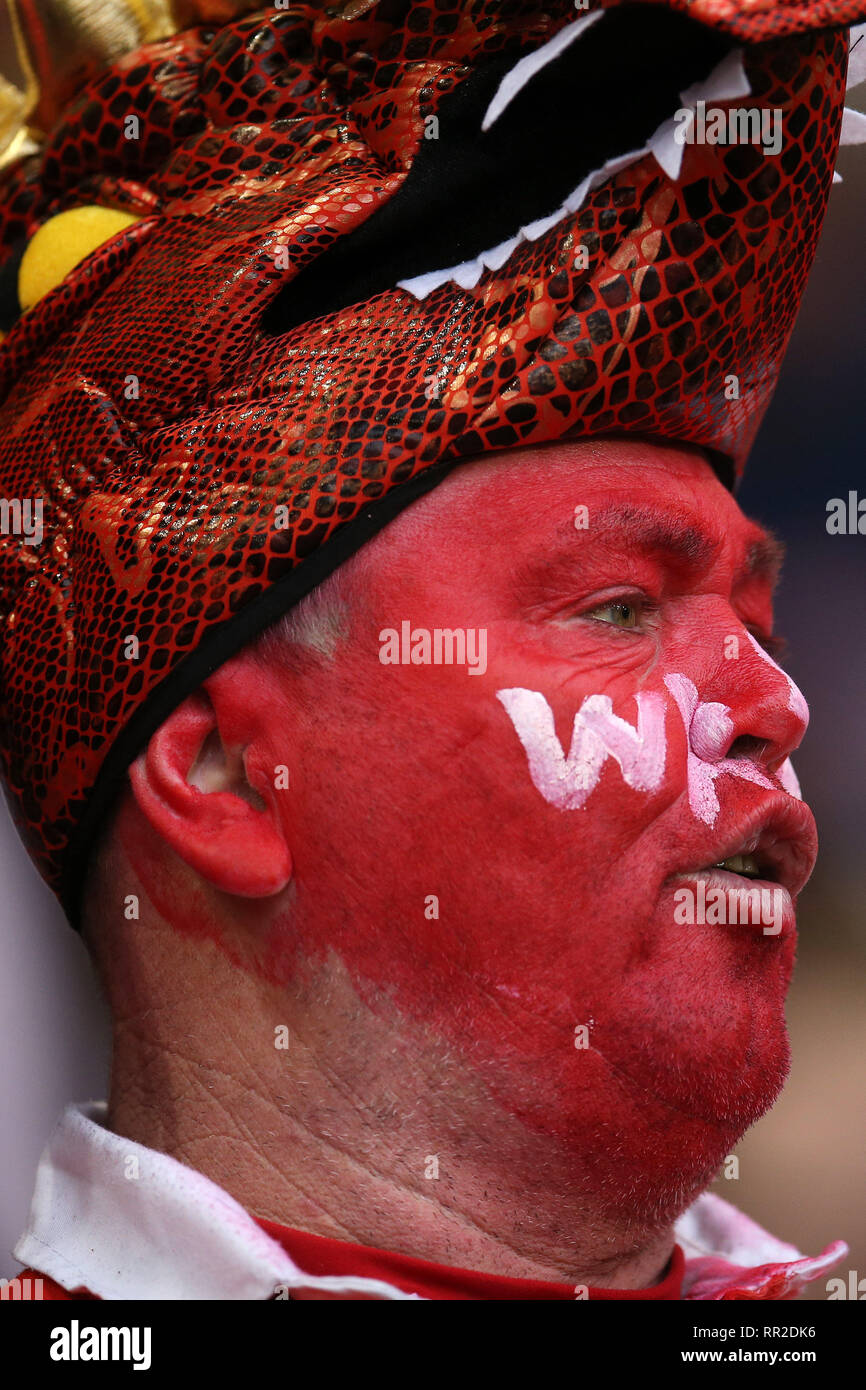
[493,624,653,703]
[433,723,675,988]
[286,679,677,1041]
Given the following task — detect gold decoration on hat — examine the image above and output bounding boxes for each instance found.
[0,0,262,176]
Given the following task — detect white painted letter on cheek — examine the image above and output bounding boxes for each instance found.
[496,688,666,811]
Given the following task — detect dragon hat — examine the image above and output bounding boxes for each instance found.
[0,0,863,917]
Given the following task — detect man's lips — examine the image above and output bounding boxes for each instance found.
[666,793,818,900]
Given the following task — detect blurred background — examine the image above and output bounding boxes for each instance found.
[0,24,863,1299]
[704,125,866,1298]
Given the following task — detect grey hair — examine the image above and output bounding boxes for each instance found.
[252,559,354,665]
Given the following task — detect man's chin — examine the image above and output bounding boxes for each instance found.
[487,992,792,1231]
[597,929,796,1126]
[561,1033,791,1235]
[616,1006,791,1127]
[577,1007,791,1230]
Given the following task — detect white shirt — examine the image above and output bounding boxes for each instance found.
[11,1101,847,1301]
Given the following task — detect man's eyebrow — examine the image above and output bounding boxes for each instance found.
[740,531,786,583]
[589,503,721,572]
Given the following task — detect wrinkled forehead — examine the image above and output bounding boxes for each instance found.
[378,436,774,576]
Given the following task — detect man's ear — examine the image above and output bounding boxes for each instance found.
[128,666,293,898]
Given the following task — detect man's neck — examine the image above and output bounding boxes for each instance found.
[104,917,681,1290]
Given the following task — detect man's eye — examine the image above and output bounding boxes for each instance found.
[587,600,641,629]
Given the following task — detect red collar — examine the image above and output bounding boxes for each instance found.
[255,1218,685,1300]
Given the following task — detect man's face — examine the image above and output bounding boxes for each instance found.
[241,439,816,1215]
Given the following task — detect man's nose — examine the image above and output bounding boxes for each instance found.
[701,628,809,774]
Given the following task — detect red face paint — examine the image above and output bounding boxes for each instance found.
[134,438,817,1225]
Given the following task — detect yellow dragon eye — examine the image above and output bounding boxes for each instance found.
[17,205,140,312]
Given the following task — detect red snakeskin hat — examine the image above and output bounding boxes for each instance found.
[0,0,863,919]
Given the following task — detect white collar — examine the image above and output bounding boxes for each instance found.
[14,1101,847,1301]
[13,1101,416,1300]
